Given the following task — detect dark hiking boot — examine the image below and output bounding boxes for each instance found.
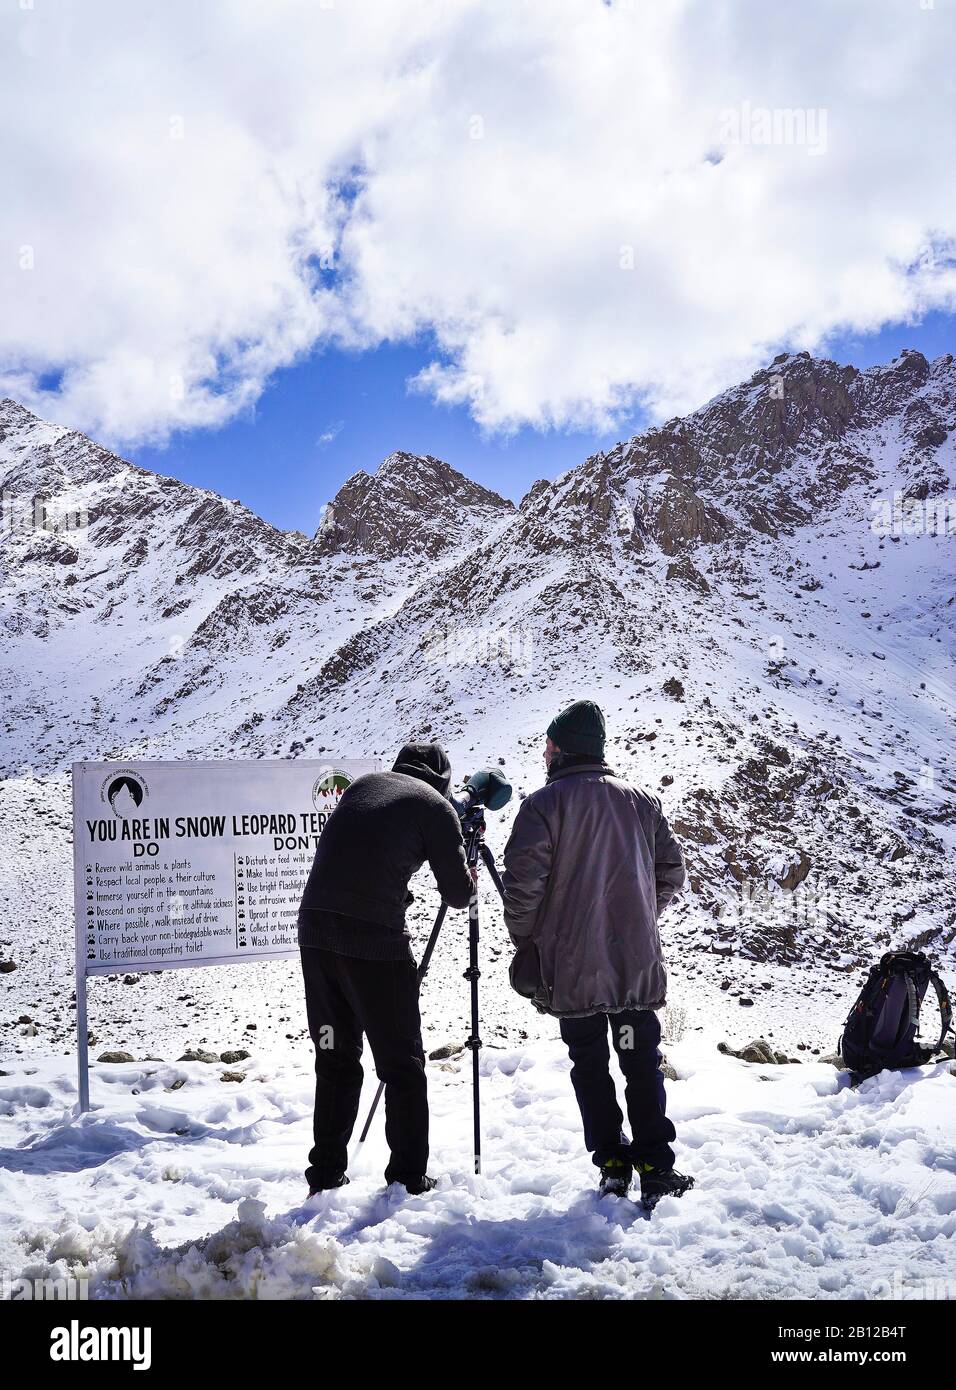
[598,1157,633,1197]
[389,1174,438,1195]
[307,1174,350,1196]
[637,1165,694,1210]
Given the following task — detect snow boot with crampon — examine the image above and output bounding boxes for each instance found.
[638,1164,694,1211]
[599,1157,633,1197]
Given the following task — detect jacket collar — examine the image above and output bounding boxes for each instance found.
[546,761,615,784]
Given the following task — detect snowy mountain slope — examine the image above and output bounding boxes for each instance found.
[0,350,954,1076]
[252,350,956,973]
[0,403,510,772]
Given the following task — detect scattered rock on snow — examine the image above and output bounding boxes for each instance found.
[776,850,812,891]
[719,1039,798,1065]
[220,1071,246,1083]
[220,1049,251,1064]
[177,1048,220,1064]
[428,1042,464,1060]
[97,1051,135,1064]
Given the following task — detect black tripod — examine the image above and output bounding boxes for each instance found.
[356,803,505,1174]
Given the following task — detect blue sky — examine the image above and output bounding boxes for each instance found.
[133,313,955,534]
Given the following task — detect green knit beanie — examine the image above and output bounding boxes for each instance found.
[547,700,606,758]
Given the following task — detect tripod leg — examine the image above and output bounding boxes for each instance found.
[357,1079,386,1145]
[356,901,448,1147]
[478,841,505,900]
[417,902,448,980]
[464,888,482,1174]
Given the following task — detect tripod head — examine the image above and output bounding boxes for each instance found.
[459,800,487,836]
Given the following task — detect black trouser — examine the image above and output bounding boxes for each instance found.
[300,947,427,1187]
[559,1009,676,1171]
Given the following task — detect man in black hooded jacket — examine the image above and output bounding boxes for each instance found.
[297,743,473,1195]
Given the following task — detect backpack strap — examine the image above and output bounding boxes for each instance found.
[926,971,952,1057]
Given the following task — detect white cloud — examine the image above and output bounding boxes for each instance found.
[2,0,955,445]
[316,421,344,448]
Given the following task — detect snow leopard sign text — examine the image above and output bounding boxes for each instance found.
[72,759,378,976]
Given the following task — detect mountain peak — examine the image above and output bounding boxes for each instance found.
[314,450,514,559]
[0,395,66,444]
[0,397,120,500]
[0,396,39,419]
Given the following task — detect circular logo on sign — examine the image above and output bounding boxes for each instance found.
[312,767,352,811]
[100,768,149,818]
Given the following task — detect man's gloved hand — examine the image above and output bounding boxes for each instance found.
[465,768,512,811]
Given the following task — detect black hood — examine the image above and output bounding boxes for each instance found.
[392,742,453,798]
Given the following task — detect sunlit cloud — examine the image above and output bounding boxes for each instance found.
[2,0,955,446]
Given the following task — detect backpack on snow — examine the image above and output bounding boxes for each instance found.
[839,950,952,1081]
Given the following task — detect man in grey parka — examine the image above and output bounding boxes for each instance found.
[502,699,694,1208]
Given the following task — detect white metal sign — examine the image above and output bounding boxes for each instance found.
[72,758,378,1108]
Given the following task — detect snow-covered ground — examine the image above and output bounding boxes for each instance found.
[2,1036,954,1300]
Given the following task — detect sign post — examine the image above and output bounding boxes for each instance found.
[71,758,377,1112]
[75,970,90,1113]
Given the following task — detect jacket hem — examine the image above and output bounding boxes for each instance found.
[298,916,412,962]
[301,890,406,929]
[540,998,666,1019]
